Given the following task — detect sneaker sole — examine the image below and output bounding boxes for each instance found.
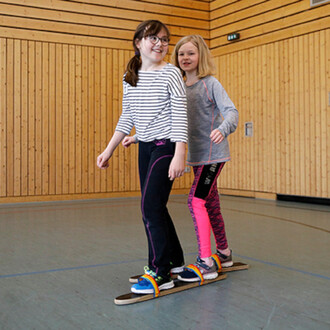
[221,261,234,267]
[178,272,218,282]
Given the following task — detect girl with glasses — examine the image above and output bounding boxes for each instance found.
[97,20,187,294]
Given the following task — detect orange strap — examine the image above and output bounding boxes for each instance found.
[141,274,160,297]
[186,264,205,285]
[211,254,222,272]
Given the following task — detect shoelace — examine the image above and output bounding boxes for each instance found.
[143,266,158,279]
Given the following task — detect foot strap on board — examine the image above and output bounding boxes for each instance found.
[185,264,205,285]
[211,254,222,272]
[141,274,160,297]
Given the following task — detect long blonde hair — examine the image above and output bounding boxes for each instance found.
[172,35,215,78]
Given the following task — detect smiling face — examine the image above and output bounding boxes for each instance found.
[177,41,199,75]
[136,28,169,69]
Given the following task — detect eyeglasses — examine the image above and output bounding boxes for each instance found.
[146,35,170,46]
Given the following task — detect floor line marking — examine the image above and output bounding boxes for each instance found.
[1,252,329,280]
[233,253,330,280]
[0,259,146,279]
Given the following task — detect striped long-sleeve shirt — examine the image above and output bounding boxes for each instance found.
[115,63,188,143]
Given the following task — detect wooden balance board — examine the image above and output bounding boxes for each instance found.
[114,273,227,305]
[115,262,249,305]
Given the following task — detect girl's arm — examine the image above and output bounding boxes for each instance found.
[212,79,238,138]
[97,131,126,169]
[168,142,186,180]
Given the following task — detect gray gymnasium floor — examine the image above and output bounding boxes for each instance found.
[0,194,329,330]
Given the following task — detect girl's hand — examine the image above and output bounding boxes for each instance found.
[97,150,112,169]
[210,129,224,144]
[168,142,186,180]
[122,136,136,148]
[168,155,185,181]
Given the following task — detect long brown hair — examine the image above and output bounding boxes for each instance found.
[125,20,170,87]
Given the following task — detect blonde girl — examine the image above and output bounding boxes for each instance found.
[172,35,238,282]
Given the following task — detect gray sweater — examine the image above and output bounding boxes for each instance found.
[186,75,238,166]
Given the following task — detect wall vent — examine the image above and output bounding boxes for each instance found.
[310,0,329,6]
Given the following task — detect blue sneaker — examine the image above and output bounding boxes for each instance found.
[131,271,174,294]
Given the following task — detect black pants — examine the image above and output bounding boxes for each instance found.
[138,139,184,278]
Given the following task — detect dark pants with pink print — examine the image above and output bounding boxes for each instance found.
[138,139,184,278]
[188,163,228,258]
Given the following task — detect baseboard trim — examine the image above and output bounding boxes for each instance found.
[277,194,330,205]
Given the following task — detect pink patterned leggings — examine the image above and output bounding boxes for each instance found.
[188,163,228,257]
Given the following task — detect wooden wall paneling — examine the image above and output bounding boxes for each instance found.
[244,48,251,191]
[303,35,311,196]
[252,45,258,194]
[274,42,280,195]
[21,40,28,196]
[55,43,63,195]
[100,47,107,193]
[211,0,324,47]
[268,42,276,193]
[106,49,113,193]
[210,0,241,12]
[49,43,56,195]
[42,43,49,195]
[309,34,316,197]
[223,53,232,189]
[224,52,232,189]
[297,35,305,195]
[284,39,291,194]
[236,50,242,190]
[321,30,329,197]
[117,50,124,192]
[250,46,258,192]
[142,0,209,10]
[211,0,301,34]
[14,39,21,196]
[241,49,247,190]
[230,51,239,190]
[6,38,13,197]
[217,55,227,188]
[68,44,75,194]
[88,47,95,193]
[35,41,42,195]
[212,16,329,57]
[289,38,295,195]
[263,44,268,192]
[94,47,101,193]
[0,0,209,44]
[112,49,119,192]
[81,46,89,193]
[0,38,6,197]
[69,45,77,194]
[62,44,69,195]
[314,32,321,197]
[75,45,82,194]
[27,40,35,196]
[293,37,300,196]
[67,0,209,20]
